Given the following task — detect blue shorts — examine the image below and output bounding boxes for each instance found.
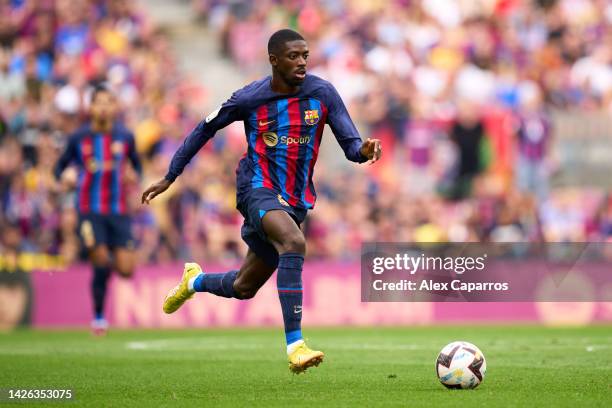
[236,188,307,269]
[78,213,134,250]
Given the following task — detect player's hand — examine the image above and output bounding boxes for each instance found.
[49,179,64,194]
[360,138,382,164]
[141,178,172,204]
[62,168,78,189]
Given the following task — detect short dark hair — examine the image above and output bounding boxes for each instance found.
[267,29,305,55]
[90,84,113,103]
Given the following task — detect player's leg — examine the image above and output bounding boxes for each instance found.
[261,210,323,373]
[80,215,112,334]
[163,249,276,313]
[261,210,305,345]
[113,248,135,278]
[163,194,281,313]
[261,209,304,342]
[90,244,112,325]
[191,249,275,298]
[108,215,136,278]
[233,250,276,298]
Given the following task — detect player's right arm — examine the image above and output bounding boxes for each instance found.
[53,134,78,181]
[141,91,244,204]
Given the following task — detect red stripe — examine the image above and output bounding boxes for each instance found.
[100,134,112,214]
[120,142,128,213]
[79,137,92,213]
[255,104,273,189]
[304,104,327,205]
[278,289,303,293]
[285,98,301,206]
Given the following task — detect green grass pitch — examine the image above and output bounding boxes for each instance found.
[0,326,610,407]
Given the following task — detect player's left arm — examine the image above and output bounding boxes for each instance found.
[325,84,382,164]
[126,132,143,178]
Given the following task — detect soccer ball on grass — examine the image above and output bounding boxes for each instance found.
[436,341,486,389]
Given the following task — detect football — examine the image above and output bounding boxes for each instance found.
[436,341,487,389]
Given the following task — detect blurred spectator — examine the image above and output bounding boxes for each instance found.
[0,219,33,330]
[0,47,25,102]
[444,100,488,200]
[515,82,551,200]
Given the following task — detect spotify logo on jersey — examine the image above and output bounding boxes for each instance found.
[261,132,312,147]
[262,132,278,147]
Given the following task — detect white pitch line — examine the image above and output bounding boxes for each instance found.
[125,339,267,351]
[123,339,612,353]
[584,344,612,352]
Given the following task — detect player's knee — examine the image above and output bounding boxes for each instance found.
[278,232,306,255]
[91,249,111,268]
[115,266,134,279]
[114,250,135,278]
[233,279,258,300]
[234,288,257,300]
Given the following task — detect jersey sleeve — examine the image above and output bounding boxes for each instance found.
[324,83,367,163]
[164,91,244,182]
[126,132,143,177]
[53,134,78,180]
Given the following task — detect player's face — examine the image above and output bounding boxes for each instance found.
[273,40,309,86]
[90,91,117,122]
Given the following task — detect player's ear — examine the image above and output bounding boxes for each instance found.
[269,54,278,67]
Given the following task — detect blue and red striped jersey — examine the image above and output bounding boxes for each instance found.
[54,122,142,215]
[165,74,367,210]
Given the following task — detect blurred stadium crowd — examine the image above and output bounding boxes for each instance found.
[0,0,611,266]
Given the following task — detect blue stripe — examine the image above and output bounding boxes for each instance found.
[91,134,103,213]
[277,287,303,291]
[300,99,318,208]
[276,99,289,199]
[249,111,263,188]
[285,329,303,345]
[111,137,120,214]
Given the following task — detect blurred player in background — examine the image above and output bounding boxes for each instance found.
[142,29,381,373]
[54,85,142,335]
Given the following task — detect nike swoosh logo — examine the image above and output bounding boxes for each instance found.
[259,120,275,127]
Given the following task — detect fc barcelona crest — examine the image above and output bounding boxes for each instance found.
[304,109,319,126]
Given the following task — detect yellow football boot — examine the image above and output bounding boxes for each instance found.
[288,342,324,374]
[162,263,202,314]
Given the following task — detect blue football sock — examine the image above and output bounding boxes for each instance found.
[193,270,238,298]
[92,265,111,320]
[277,253,304,346]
